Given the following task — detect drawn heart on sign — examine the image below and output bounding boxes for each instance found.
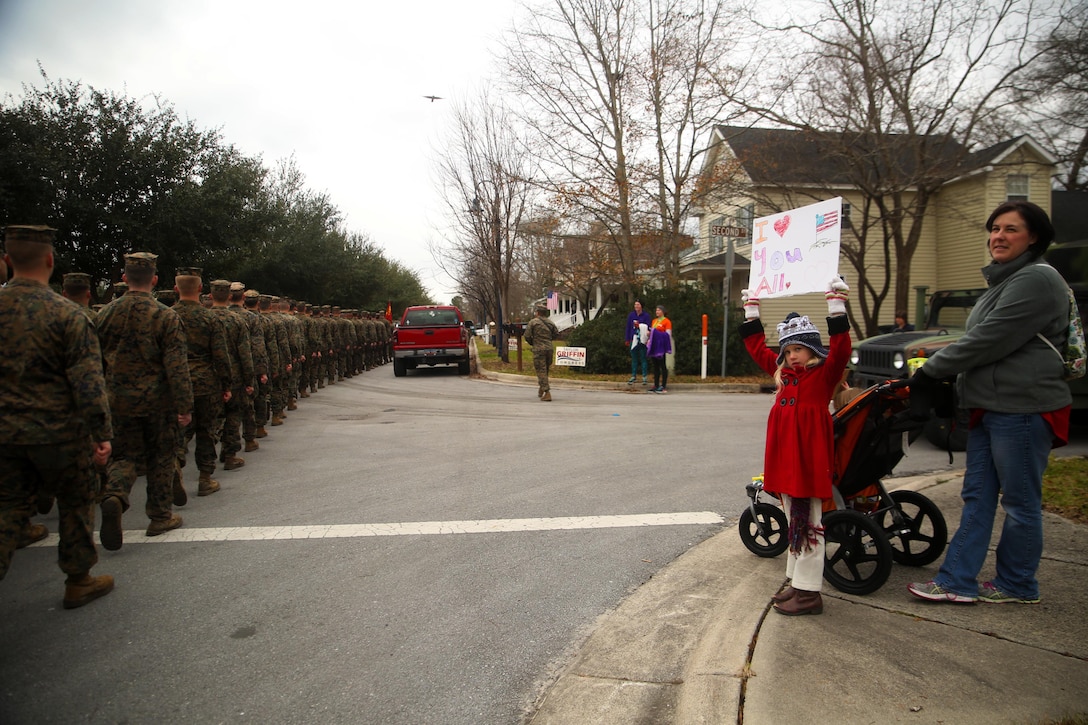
[773,215,791,237]
[785,281,791,289]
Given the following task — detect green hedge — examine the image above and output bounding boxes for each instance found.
[565,286,759,376]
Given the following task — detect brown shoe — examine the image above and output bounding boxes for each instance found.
[773,589,823,616]
[244,439,260,452]
[197,473,221,496]
[317,381,325,389]
[255,426,268,439]
[172,467,188,507]
[538,387,544,398]
[223,456,245,471]
[287,399,298,411]
[270,415,284,426]
[146,514,183,537]
[17,522,48,549]
[300,390,310,398]
[63,574,114,609]
[771,585,797,604]
[99,496,124,551]
[541,391,552,401]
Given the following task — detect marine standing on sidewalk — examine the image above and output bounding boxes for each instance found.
[0,225,115,608]
[96,252,193,549]
[524,305,560,401]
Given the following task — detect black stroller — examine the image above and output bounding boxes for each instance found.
[738,381,948,595]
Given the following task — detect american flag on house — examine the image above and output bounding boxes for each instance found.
[546,290,559,311]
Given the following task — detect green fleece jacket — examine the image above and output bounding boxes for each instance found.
[921,252,1072,413]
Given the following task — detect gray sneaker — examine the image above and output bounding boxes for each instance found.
[977,581,1040,604]
[907,580,977,603]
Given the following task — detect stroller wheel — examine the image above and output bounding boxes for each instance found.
[738,503,788,558]
[878,490,948,566]
[823,509,893,595]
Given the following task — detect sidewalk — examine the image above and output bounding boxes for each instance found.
[526,472,1088,724]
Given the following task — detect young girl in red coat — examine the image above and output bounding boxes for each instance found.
[739,278,851,615]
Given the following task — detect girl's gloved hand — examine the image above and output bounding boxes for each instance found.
[826,276,849,316]
[741,289,761,320]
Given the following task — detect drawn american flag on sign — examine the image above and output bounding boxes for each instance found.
[816,210,839,233]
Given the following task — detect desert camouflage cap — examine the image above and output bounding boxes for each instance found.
[175,266,203,278]
[243,289,260,298]
[156,289,177,303]
[63,272,92,289]
[229,281,245,292]
[209,279,231,291]
[124,252,158,270]
[2,225,57,244]
[258,293,272,303]
[113,281,128,292]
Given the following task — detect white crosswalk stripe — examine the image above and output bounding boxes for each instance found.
[28,511,724,546]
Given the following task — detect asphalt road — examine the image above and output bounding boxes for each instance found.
[3,367,1085,724]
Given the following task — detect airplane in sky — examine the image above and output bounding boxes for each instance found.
[423,95,443,102]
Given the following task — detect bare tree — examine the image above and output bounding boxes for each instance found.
[431,90,537,361]
[504,0,644,290]
[726,0,1058,335]
[636,0,750,283]
[1012,1,1088,191]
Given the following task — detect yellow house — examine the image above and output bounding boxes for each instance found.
[684,126,1058,338]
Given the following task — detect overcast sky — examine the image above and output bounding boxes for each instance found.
[0,0,521,302]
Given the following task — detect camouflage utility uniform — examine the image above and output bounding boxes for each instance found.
[0,277,113,582]
[96,286,193,529]
[174,299,233,484]
[524,311,560,399]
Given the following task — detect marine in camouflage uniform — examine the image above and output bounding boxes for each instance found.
[243,289,273,436]
[260,295,291,424]
[174,269,234,495]
[95,252,193,547]
[62,271,96,323]
[292,301,312,398]
[0,225,115,608]
[229,282,263,451]
[305,304,324,393]
[282,299,304,407]
[209,280,254,470]
[524,305,560,401]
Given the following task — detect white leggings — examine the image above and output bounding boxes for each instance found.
[781,494,825,592]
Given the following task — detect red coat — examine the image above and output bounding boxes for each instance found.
[742,317,851,499]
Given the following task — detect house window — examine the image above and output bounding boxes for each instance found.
[1006,175,1030,201]
[735,204,754,235]
[842,202,853,229]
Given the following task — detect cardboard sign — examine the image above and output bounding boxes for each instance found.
[747,198,842,299]
[554,347,587,366]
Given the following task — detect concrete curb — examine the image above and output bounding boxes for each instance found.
[527,471,1088,724]
[470,341,764,394]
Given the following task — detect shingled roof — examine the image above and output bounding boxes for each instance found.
[712,125,1027,188]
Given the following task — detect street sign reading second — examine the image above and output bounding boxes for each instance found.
[710,225,749,238]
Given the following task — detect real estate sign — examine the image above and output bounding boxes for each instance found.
[747,198,842,299]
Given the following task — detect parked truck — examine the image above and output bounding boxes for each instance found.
[392,305,472,377]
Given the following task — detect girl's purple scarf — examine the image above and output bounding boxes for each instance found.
[647,328,672,358]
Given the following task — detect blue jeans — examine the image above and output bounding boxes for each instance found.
[934,412,1050,599]
[630,344,647,378]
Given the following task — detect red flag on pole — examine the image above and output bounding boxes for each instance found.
[384,302,393,322]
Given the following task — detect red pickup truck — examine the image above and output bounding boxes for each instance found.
[392,305,471,377]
